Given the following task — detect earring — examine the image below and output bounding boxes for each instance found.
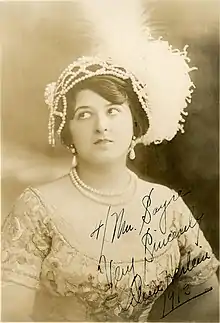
[129,136,136,160]
[69,144,77,168]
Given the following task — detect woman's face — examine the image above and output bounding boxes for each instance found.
[69,89,133,166]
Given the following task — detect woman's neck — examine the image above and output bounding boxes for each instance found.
[76,160,131,192]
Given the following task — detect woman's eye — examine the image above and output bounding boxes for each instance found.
[77,111,92,120]
[108,107,120,116]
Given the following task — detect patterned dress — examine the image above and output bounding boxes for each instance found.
[2,179,219,321]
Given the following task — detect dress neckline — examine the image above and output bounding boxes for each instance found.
[27,186,148,264]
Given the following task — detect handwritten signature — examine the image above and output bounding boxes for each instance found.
[89,187,211,316]
[97,248,211,313]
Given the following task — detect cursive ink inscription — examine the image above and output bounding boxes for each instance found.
[161,283,213,319]
[167,249,211,280]
[90,206,135,245]
[89,186,211,316]
[141,212,204,262]
[110,208,134,243]
[90,220,104,240]
[178,250,211,277]
[139,188,191,236]
[97,254,136,290]
[96,239,210,313]
[97,254,165,311]
[159,249,212,318]
[123,248,211,312]
[123,273,164,311]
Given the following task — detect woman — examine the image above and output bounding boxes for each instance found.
[2,1,219,321]
[2,58,219,321]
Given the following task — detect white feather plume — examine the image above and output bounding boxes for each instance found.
[77,0,196,144]
[46,0,197,145]
[80,0,151,80]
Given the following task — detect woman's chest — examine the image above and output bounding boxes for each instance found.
[41,223,181,295]
[57,205,178,267]
[50,201,149,260]
[40,202,181,321]
[44,195,181,273]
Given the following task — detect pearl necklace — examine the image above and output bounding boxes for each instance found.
[71,167,133,197]
[69,167,137,206]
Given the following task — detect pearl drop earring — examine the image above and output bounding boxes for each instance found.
[70,145,77,168]
[129,136,136,160]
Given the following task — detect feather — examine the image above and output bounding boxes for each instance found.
[77,0,197,144]
[79,0,151,80]
[45,0,197,145]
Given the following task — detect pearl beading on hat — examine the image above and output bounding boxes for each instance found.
[45,50,196,147]
[45,56,150,147]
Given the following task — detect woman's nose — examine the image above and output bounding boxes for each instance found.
[94,113,109,133]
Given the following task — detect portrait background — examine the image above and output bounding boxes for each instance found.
[1,0,219,256]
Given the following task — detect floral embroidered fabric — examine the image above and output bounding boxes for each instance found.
[2,186,219,321]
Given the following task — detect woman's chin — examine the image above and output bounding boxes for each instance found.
[87,153,126,167]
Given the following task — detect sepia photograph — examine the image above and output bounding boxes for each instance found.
[1,0,219,321]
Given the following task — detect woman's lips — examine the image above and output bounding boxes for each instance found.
[94,139,113,145]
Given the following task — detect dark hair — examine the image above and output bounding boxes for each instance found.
[59,75,149,147]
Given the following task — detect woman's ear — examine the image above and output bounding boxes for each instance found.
[133,119,141,138]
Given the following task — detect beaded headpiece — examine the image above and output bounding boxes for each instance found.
[44,0,197,147]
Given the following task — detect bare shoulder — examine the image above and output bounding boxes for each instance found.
[33,174,75,207]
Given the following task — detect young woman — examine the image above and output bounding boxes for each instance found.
[2,63,219,322]
[2,1,219,321]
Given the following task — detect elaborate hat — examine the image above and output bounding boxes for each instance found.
[44,0,197,147]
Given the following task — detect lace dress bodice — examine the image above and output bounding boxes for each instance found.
[2,180,219,321]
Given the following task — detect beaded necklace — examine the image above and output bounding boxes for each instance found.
[69,168,137,206]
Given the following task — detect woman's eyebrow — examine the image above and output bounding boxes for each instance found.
[74,105,91,114]
[105,102,124,107]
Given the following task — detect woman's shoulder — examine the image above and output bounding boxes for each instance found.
[2,183,60,236]
[31,173,80,220]
[32,174,78,206]
[19,175,75,230]
[9,174,72,222]
[34,174,72,203]
[136,175,173,200]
